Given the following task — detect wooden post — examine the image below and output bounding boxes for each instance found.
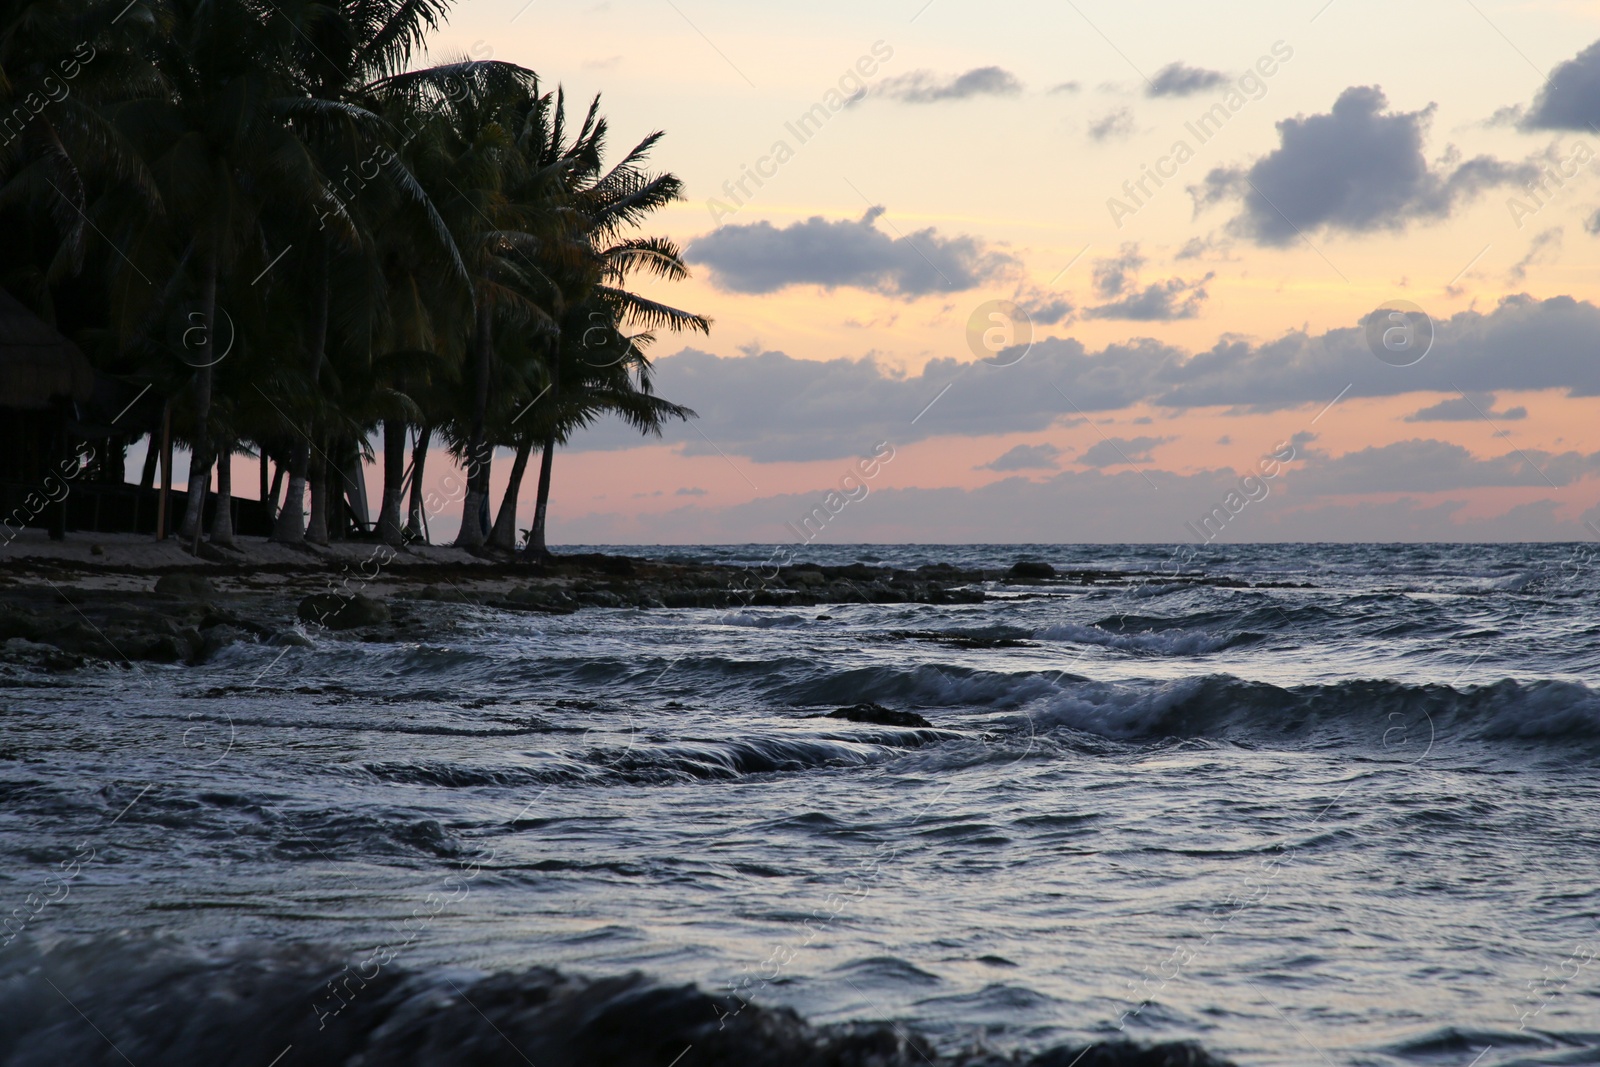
[156,403,172,540]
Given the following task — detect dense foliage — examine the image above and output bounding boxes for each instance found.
[0,0,705,552]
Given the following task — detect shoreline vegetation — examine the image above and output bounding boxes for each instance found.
[2,0,707,557]
[0,532,1310,669]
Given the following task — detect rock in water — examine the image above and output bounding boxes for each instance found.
[154,573,215,599]
[827,703,932,728]
[298,593,389,630]
[1007,560,1056,580]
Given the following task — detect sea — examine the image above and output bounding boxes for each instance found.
[2,542,1598,1066]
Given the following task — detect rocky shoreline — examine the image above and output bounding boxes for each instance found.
[0,540,1308,669]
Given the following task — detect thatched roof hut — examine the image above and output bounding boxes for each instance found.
[0,285,94,410]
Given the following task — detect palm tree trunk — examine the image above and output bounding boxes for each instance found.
[306,443,329,545]
[139,434,159,491]
[157,405,173,539]
[455,450,491,545]
[276,239,331,544]
[489,435,535,551]
[267,458,285,520]
[527,434,556,561]
[407,424,431,541]
[379,420,406,546]
[210,443,234,545]
[179,254,219,543]
[271,440,309,542]
[455,304,493,550]
[328,441,349,541]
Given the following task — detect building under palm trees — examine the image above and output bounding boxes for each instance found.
[0,285,96,537]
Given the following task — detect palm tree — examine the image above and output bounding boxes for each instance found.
[493,295,697,555]
[105,0,332,544]
[380,62,570,550]
[517,298,700,558]
[507,96,708,558]
[0,0,160,286]
[263,0,464,545]
[1,0,710,558]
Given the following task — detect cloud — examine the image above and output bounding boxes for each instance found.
[1086,277,1212,321]
[1147,62,1228,98]
[1587,209,1600,236]
[1193,86,1537,245]
[675,486,708,496]
[1091,243,1144,298]
[1487,104,1524,128]
[559,463,1600,545]
[978,443,1062,471]
[1078,435,1172,467]
[1175,235,1236,261]
[1289,439,1599,494]
[1132,295,1600,411]
[1013,285,1075,326]
[876,66,1022,104]
[687,207,1017,297]
[1084,243,1211,320]
[1404,393,1527,422]
[1087,107,1136,142]
[1521,39,1600,130]
[560,295,1600,464]
[1049,81,1081,95]
[1508,227,1562,282]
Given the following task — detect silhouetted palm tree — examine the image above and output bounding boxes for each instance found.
[0,0,707,554]
[510,96,707,557]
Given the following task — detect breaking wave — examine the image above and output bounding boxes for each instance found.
[0,939,1231,1067]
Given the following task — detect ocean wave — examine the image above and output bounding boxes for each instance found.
[0,939,1231,1066]
[1026,675,1600,747]
[1032,622,1249,656]
[714,612,812,629]
[783,664,1600,750]
[780,664,1073,712]
[362,730,948,790]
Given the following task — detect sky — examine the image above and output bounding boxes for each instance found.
[384,0,1600,544]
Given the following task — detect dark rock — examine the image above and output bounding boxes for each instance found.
[199,624,250,662]
[43,621,110,658]
[1007,560,1056,580]
[125,632,190,663]
[297,593,389,630]
[154,573,215,599]
[195,541,234,562]
[200,607,273,639]
[1,637,83,671]
[561,552,636,576]
[1030,1042,1232,1066]
[0,613,44,643]
[826,703,932,728]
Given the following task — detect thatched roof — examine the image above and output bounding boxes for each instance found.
[0,285,95,409]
